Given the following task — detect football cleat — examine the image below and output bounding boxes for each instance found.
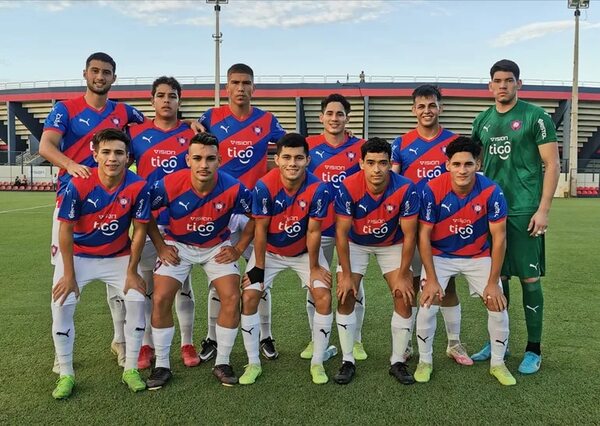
[471,341,491,362]
[389,362,415,385]
[239,364,262,385]
[414,362,433,383]
[300,341,314,360]
[137,345,154,370]
[518,352,542,375]
[122,369,146,392]
[213,364,238,386]
[260,337,279,360]
[334,361,356,385]
[490,364,517,386]
[52,375,75,400]
[181,344,201,367]
[147,367,173,390]
[352,341,368,361]
[110,341,126,367]
[199,338,218,362]
[446,343,474,366]
[310,364,329,385]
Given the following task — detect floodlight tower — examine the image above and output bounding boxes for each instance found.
[207,0,228,107]
[567,0,590,197]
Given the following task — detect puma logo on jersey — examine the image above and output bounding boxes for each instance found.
[315,150,324,158]
[358,204,368,212]
[526,305,539,314]
[142,136,153,143]
[178,201,190,211]
[483,124,490,132]
[441,203,452,212]
[409,147,419,155]
[78,118,91,126]
[220,124,230,133]
[275,200,284,208]
[86,198,99,208]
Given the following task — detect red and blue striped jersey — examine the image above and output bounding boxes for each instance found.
[128,119,193,225]
[57,169,150,258]
[252,169,330,257]
[150,169,252,248]
[391,128,458,191]
[307,133,365,238]
[419,173,507,258]
[43,96,145,201]
[198,105,286,189]
[335,172,419,246]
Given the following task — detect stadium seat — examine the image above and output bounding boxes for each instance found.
[12,186,19,191]
[26,186,32,191]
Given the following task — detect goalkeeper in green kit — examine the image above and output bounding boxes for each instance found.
[470,59,560,375]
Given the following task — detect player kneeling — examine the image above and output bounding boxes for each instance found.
[415,136,515,386]
[51,129,150,399]
[241,133,333,385]
[146,132,253,389]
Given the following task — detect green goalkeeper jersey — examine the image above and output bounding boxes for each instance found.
[472,99,557,216]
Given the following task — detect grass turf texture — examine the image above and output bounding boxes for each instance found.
[0,193,598,424]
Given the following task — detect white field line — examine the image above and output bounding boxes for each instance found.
[0,203,55,214]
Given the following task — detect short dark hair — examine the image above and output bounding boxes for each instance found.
[412,84,442,103]
[490,59,520,80]
[227,63,254,79]
[86,52,116,73]
[361,137,391,159]
[276,133,309,156]
[321,93,351,114]
[91,128,129,151]
[190,132,218,149]
[445,136,481,160]
[151,76,182,99]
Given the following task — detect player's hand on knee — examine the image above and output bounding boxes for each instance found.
[158,244,180,266]
[483,283,507,312]
[336,274,355,305]
[243,267,264,290]
[392,269,415,306]
[53,275,80,306]
[125,271,146,296]
[420,280,443,308]
[214,246,241,264]
[309,266,332,289]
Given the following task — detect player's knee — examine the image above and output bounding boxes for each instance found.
[441,291,459,307]
[521,277,540,284]
[311,289,332,314]
[241,289,261,313]
[393,303,412,318]
[219,290,240,312]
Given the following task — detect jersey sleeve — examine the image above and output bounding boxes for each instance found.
[532,110,558,145]
[309,182,330,220]
[487,184,508,222]
[391,137,402,166]
[233,184,253,215]
[400,182,420,218]
[252,181,272,217]
[43,102,69,134]
[57,182,81,222]
[334,184,354,217]
[198,109,211,128]
[149,179,169,211]
[419,184,438,225]
[269,115,287,142]
[125,104,145,125]
[133,183,152,222]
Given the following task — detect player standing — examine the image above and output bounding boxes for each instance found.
[471,60,560,374]
[40,52,145,369]
[335,138,419,385]
[415,136,515,386]
[51,129,150,398]
[197,63,286,362]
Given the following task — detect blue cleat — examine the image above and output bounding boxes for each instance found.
[518,352,541,374]
[471,342,491,362]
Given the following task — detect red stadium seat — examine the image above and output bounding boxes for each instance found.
[12,186,19,191]
[26,186,32,191]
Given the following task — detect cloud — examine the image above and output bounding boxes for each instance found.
[492,20,600,47]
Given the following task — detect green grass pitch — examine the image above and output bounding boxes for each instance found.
[0,192,598,424]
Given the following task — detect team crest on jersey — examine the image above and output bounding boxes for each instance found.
[298,199,307,209]
[472,203,482,213]
[441,146,447,154]
[214,201,225,211]
[347,151,356,160]
[119,196,129,208]
[385,203,395,213]
[510,120,522,131]
[178,137,187,145]
[111,116,121,127]
[253,126,262,135]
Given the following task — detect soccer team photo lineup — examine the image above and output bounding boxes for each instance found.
[30,52,560,399]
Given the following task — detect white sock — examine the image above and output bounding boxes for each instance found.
[141,270,154,347]
[441,303,461,343]
[408,306,418,351]
[312,312,333,365]
[415,305,438,364]
[391,310,416,365]
[354,281,366,342]
[107,291,125,343]
[52,303,76,376]
[336,311,356,364]
[152,326,175,369]
[258,289,272,340]
[215,324,238,365]
[241,313,261,365]
[175,277,195,346]
[207,285,220,341]
[306,291,316,341]
[488,310,509,367]
[124,300,146,370]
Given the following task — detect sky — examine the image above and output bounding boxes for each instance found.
[1,0,599,87]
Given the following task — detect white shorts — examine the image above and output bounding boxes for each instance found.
[321,236,335,266]
[51,205,60,265]
[245,250,330,291]
[346,241,404,276]
[52,255,145,306]
[228,214,253,260]
[422,256,502,297]
[154,240,240,285]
